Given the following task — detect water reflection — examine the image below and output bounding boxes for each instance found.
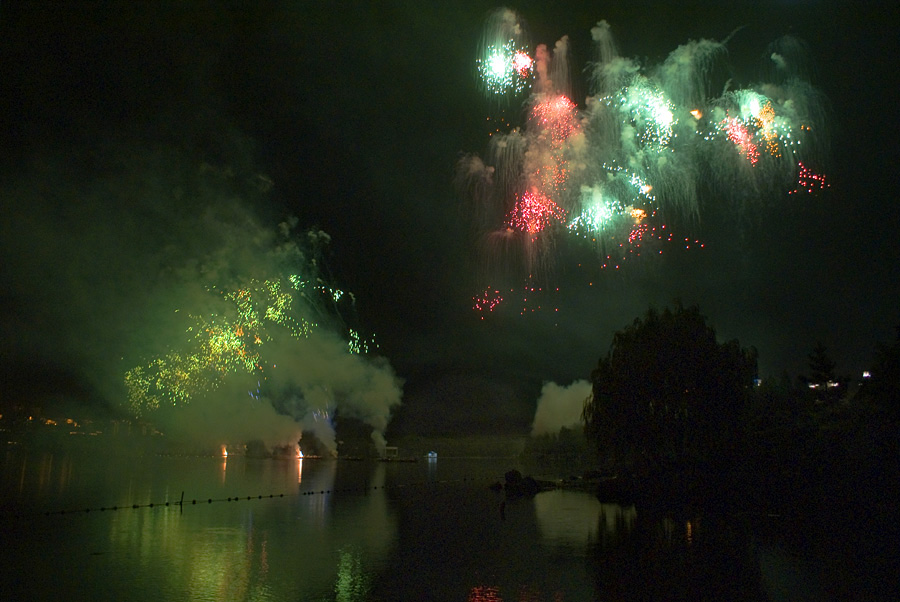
[183,524,270,601]
[98,459,397,600]
[467,585,502,601]
[464,581,561,601]
[4,451,75,501]
[534,490,639,556]
[757,541,828,602]
[427,454,437,480]
[597,501,637,547]
[2,453,401,601]
[590,508,769,601]
[335,545,371,602]
[534,489,603,549]
[1,453,844,601]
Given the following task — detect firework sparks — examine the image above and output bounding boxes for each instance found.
[472,289,504,317]
[506,191,567,235]
[531,94,578,143]
[459,14,829,304]
[476,8,532,98]
[125,245,378,416]
[722,116,760,165]
[478,41,533,95]
[789,161,830,194]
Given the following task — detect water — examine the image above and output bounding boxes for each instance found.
[0,448,861,601]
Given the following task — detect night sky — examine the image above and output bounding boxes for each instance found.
[2,1,898,436]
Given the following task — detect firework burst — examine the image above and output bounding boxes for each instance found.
[476,8,533,98]
[125,230,377,416]
[459,13,829,315]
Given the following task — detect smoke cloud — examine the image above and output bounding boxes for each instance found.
[531,379,592,436]
[0,138,402,454]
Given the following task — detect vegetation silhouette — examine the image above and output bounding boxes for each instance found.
[581,306,900,598]
[583,302,757,506]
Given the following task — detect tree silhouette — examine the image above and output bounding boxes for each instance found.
[800,341,845,404]
[583,303,757,481]
[856,325,900,426]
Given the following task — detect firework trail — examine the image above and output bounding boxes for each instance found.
[460,14,829,311]
[463,30,584,285]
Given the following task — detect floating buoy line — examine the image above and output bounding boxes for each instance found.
[0,477,494,520]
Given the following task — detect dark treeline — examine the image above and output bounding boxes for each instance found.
[577,302,899,598]
[578,303,898,508]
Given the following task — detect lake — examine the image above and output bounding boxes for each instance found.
[0,447,878,601]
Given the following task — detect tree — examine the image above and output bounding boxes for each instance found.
[854,325,900,435]
[800,341,846,404]
[583,303,757,479]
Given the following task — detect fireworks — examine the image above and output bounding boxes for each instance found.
[620,80,677,149]
[472,289,503,317]
[721,116,760,165]
[526,93,581,204]
[476,8,532,98]
[566,162,660,248]
[516,280,559,316]
[506,191,567,235]
[125,236,378,416]
[459,13,829,315]
[473,281,561,318]
[347,329,376,354]
[568,192,617,239]
[531,94,578,142]
[789,161,830,194]
[477,40,533,95]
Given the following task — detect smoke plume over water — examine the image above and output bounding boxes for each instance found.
[0,140,402,454]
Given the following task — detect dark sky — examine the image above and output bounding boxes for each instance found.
[1,1,897,434]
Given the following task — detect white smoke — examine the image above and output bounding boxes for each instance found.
[263,329,403,456]
[531,379,592,436]
[770,52,787,70]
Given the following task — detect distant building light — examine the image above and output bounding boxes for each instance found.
[753,378,762,387]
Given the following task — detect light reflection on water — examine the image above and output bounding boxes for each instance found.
[2,450,405,601]
[534,489,636,552]
[0,449,836,601]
